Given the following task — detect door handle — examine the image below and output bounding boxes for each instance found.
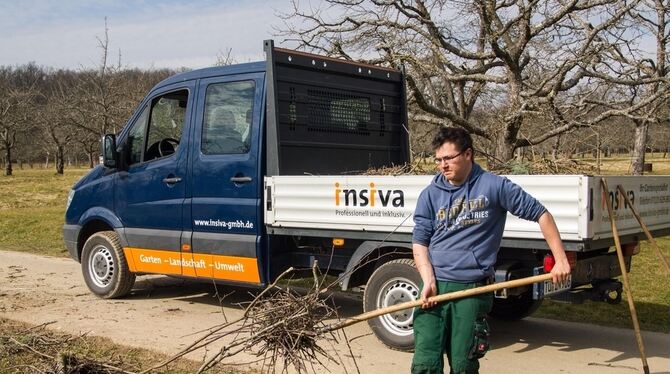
[163,176,182,184]
[230,176,252,183]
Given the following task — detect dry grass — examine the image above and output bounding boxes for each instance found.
[0,318,248,373]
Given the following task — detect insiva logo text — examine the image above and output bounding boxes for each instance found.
[334,182,405,207]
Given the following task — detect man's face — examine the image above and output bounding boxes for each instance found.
[434,141,472,185]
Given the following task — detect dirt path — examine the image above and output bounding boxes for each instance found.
[1,250,669,373]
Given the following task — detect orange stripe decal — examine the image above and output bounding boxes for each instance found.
[124,248,182,275]
[124,247,138,272]
[211,255,260,283]
[123,247,260,284]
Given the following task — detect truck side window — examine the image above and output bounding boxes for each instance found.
[144,90,189,162]
[202,81,255,155]
[126,89,189,166]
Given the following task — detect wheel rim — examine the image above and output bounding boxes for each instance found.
[376,277,419,337]
[88,244,115,288]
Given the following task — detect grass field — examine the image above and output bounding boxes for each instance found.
[0,168,86,256]
[591,154,670,175]
[0,161,669,334]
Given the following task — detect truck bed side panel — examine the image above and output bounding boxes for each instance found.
[590,176,670,240]
[265,175,587,241]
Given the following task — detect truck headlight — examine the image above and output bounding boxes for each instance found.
[66,189,75,211]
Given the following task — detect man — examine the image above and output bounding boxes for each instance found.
[411,127,571,374]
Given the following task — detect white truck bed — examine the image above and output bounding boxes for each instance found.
[264,175,670,243]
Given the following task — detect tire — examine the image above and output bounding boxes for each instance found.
[81,231,135,299]
[489,290,542,321]
[364,258,420,351]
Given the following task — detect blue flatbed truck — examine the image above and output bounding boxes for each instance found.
[64,40,669,351]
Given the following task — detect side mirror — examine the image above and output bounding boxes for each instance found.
[102,134,118,168]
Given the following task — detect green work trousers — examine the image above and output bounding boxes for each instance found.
[411,281,494,374]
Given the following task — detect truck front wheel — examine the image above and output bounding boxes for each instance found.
[364,258,420,351]
[489,290,542,320]
[81,231,135,299]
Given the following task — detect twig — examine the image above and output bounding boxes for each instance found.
[9,337,54,360]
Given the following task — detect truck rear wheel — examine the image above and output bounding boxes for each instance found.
[489,290,542,320]
[81,231,135,299]
[364,258,419,351]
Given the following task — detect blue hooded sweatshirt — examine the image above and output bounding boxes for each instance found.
[412,163,546,282]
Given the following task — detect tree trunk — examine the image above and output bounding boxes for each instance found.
[56,146,64,175]
[88,151,95,168]
[630,120,648,175]
[5,145,12,176]
[493,133,515,168]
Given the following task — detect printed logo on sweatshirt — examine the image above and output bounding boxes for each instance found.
[437,195,490,231]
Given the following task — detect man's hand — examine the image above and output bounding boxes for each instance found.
[551,258,571,284]
[413,243,438,309]
[421,279,437,309]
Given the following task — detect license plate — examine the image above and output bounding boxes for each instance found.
[543,274,572,296]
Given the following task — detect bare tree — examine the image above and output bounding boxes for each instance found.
[0,65,38,176]
[280,0,668,166]
[621,0,670,174]
[215,47,237,66]
[38,71,81,174]
[69,19,128,150]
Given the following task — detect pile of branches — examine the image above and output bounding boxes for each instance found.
[489,158,597,175]
[3,265,363,374]
[361,156,597,177]
[361,159,435,176]
[145,266,355,374]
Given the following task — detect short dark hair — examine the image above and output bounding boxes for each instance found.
[432,126,473,154]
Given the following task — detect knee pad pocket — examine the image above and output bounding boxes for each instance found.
[468,315,490,360]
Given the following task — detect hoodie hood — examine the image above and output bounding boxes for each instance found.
[432,162,484,192]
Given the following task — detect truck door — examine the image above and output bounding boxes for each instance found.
[115,83,195,275]
[184,74,263,284]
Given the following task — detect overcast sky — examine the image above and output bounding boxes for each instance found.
[0,0,296,70]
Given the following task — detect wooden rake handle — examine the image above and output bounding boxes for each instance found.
[602,179,650,374]
[322,273,553,333]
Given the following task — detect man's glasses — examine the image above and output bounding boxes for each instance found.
[434,150,464,164]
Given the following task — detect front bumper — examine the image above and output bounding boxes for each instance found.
[62,224,81,261]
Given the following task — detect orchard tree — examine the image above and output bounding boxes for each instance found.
[38,71,81,174]
[623,0,670,174]
[280,0,669,166]
[0,65,39,176]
